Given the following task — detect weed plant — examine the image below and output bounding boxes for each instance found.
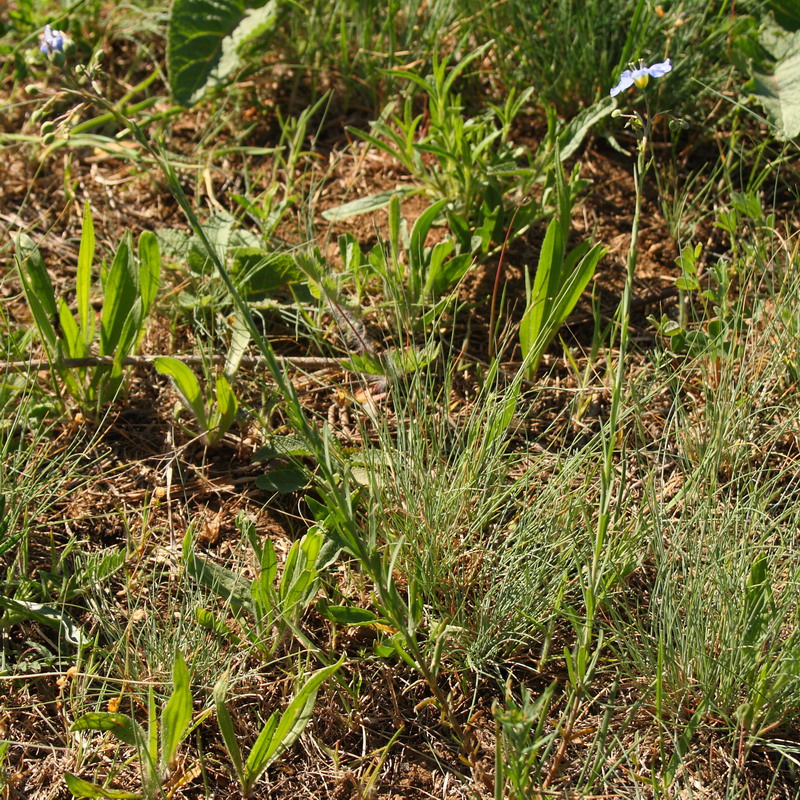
[2,1,800,799]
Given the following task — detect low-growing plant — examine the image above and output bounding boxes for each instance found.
[519,162,606,376]
[67,652,197,799]
[154,356,239,446]
[337,196,472,326]
[185,513,335,653]
[213,657,344,797]
[15,201,160,414]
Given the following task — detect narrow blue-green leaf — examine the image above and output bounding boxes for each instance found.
[160,652,193,771]
[153,356,208,432]
[63,772,139,799]
[77,200,95,346]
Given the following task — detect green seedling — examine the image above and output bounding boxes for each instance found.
[184,514,337,653]
[16,201,160,412]
[67,652,197,799]
[154,357,238,446]
[519,163,606,377]
[213,657,343,796]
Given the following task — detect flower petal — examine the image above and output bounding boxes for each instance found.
[610,71,635,97]
[646,58,672,77]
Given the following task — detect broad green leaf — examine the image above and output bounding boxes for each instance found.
[212,374,238,442]
[100,234,137,357]
[71,713,143,748]
[137,231,161,318]
[160,652,193,771]
[751,26,800,139]
[279,531,321,612]
[77,201,95,347]
[15,235,58,351]
[168,0,247,107]
[0,596,86,647]
[252,435,313,461]
[321,188,417,222]
[63,772,139,799]
[316,600,381,626]
[58,298,84,359]
[230,250,301,299]
[244,658,344,787]
[409,199,449,271]
[256,466,308,493]
[520,217,562,360]
[224,308,251,383]
[154,356,208,432]
[558,97,615,161]
[242,710,278,792]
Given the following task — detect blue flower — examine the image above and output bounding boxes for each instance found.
[39,24,66,55]
[610,58,672,97]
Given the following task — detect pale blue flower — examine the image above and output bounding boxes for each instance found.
[610,58,672,97]
[39,24,66,55]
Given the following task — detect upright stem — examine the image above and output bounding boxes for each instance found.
[586,113,650,647]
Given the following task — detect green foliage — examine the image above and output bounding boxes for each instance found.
[168,0,281,106]
[519,164,606,376]
[183,514,332,652]
[341,43,561,250]
[214,658,343,796]
[15,203,160,413]
[154,357,239,445]
[69,653,196,800]
[335,196,472,326]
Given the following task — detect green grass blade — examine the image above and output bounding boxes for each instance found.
[77,200,96,347]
